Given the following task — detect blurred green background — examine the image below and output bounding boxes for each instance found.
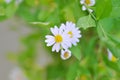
[0,0,120,80]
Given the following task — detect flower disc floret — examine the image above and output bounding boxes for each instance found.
[61,49,71,60]
[55,35,63,43]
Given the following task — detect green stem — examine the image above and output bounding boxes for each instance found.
[98,22,108,39]
[89,12,108,39]
[89,11,97,21]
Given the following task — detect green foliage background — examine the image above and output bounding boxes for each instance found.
[1,0,120,80]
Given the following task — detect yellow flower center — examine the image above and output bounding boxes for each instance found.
[55,35,63,43]
[68,31,73,38]
[85,0,91,5]
[64,52,69,58]
[111,55,117,62]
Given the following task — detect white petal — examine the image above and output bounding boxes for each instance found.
[63,35,72,48]
[75,38,79,42]
[52,43,60,52]
[82,6,86,11]
[45,35,54,39]
[107,49,112,60]
[80,0,84,4]
[52,44,57,52]
[54,26,59,34]
[60,24,66,30]
[61,49,64,55]
[61,43,68,50]
[45,35,55,45]
[76,34,82,38]
[50,26,59,36]
[89,0,95,6]
[55,43,60,52]
[72,41,77,46]
[46,40,55,46]
[64,41,72,48]
[59,26,64,34]
[45,37,54,42]
[66,22,70,28]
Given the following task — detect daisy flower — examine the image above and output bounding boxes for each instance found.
[45,22,82,60]
[60,21,82,46]
[107,49,117,62]
[45,26,71,52]
[60,49,71,60]
[80,0,95,12]
[9,68,27,80]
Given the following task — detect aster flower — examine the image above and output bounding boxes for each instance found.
[107,49,117,62]
[9,68,27,80]
[80,0,95,12]
[60,21,82,46]
[60,49,71,60]
[45,26,71,52]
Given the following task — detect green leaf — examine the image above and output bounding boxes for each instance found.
[77,15,96,30]
[47,64,66,80]
[66,62,79,80]
[95,0,112,20]
[96,19,113,40]
[99,18,114,33]
[110,0,120,17]
[70,43,81,61]
[107,35,120,45]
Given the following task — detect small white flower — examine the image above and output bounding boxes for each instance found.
[5,0,11,4]
[45,26,71,52]
[60,21,82,46]
[9,68,27,80]
[61,49,71,60]
[80,0,95,12]
[107,49,117,62]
